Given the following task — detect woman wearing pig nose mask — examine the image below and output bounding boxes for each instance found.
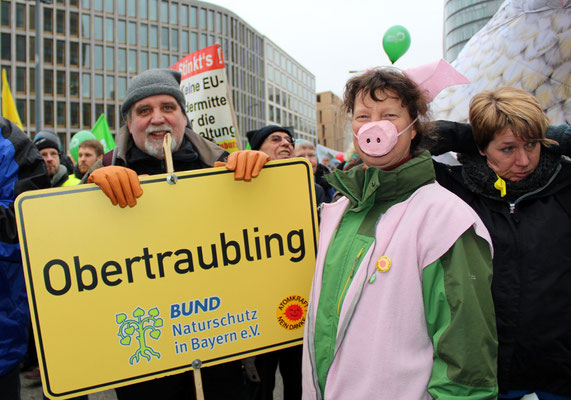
[301,67,498,400]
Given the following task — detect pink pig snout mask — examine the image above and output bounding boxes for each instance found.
[354,119,418,157]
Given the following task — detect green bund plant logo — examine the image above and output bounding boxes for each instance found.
[116,307,164,365]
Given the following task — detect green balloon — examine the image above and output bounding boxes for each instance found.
[69,130,97,162]
[382,25,411,64]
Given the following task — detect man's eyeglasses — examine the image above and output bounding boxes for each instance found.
[269,135,294,145]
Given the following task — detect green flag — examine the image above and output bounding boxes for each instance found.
[92,114,115,152]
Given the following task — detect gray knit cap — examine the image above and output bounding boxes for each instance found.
[121,69,186,118]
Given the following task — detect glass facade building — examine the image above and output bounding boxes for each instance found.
[0,0,316,149]
[443,0,503,62]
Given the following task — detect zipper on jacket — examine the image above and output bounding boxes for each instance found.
[336,248,364,315]
[505,164,561,215]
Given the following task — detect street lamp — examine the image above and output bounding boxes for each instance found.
[35,0,51,133]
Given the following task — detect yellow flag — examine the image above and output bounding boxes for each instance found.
[2,69,24,130]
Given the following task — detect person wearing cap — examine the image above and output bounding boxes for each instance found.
[247,125,328,208]
[0,117,50,400]
[33,131,80,187]
[86,68,268,208]
[85,68,268,399]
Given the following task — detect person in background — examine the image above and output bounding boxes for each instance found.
[294,139,333,202]
[72,139,103,180]
[248,125,329,207]
[33,131,80,187]
[302,67,498,399]
[431,87,571,400]
[0,117,50,400]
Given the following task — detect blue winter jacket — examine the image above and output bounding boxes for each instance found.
[0,118,50,376]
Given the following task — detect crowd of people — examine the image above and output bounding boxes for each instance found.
[0,64,569,400]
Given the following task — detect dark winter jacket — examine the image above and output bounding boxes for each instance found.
[0,118,50,376]
[433,140,571,396]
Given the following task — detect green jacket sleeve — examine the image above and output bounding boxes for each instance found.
[422,227,498,399]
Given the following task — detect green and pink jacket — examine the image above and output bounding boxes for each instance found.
[302,152,499,399]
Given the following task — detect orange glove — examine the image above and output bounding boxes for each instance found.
[214,150,270,181]
[87,166,143,208]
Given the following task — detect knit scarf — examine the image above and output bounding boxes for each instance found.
[459,148,561,201]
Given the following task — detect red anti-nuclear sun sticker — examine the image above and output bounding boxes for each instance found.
[276,295,308,330]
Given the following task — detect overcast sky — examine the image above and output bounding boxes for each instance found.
[202,0,445,96]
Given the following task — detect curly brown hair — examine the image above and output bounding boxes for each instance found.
[343,68,432,154]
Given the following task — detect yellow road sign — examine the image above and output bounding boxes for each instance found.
[16,159,318,399]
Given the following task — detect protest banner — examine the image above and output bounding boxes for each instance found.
[16,160,318,399]
[171,44,240,152]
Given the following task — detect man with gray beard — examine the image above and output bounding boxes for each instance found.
[86,68,267,207]
[84,68,268,398]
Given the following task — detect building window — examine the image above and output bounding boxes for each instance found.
[44,8,52,32]
[208,10,214,31]
[44,38,53,64]
[93,0,103,11]
[181,5,188,26]
[150,25,158,47]
[70,42,79,66]
[106,47,114,70]
[199,8,206,29]
[81,43,90,67]
[190,7,197,28]
[106,104,115,127]
[44,101,53,126]
[149,0,157,20]
[57,102,65,126]
[1,2,10,27]
[106,18,114,41]
[117,0,125,14]
[170,3,177,24]
[171,29,178,51]
[94,16,103,40]
[128,22,136,45]
[70,72,79,96]
[81,15,90,38]
[106,76,114,99]
[105,0,114,13]
[16,35,26,62]
[128,0,136,17]
[182,31,189,54]
[161,54,169,68]
[56,71,65,95]
[161,27,168,49]
[56,10,65,34]
[56,40,65,64]
[161,1,168,23]
[140,24,148,46]
[140,0,147,19]
[0,33,12,60]
[95,75,103,98]
[94,45,103,69]
[118,77,127,99]
[140,51,148,71]
[16,3,25,29]
[82,102,91,125]
[191,32,197,53]
[69,12,79,37]
[71,102,79,127]
[16,67,26,93]
[128,49,136,72]
[118,20,126,43]
[150,52,158,68]
[118,48,126,71]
